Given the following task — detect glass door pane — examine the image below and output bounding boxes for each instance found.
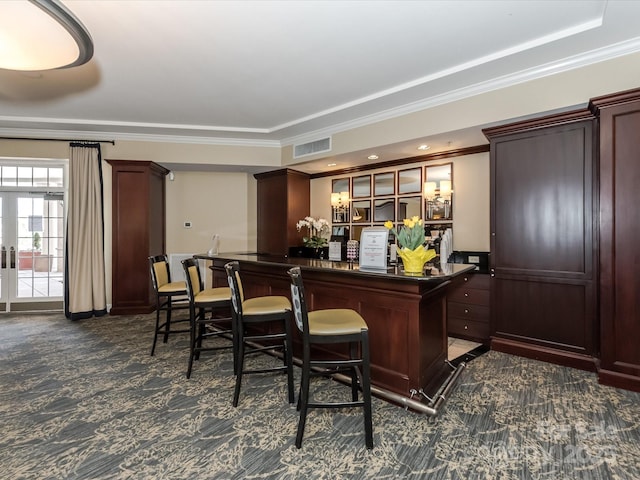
[16,195,64,299]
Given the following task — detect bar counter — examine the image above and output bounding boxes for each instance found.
[195,252,475,412]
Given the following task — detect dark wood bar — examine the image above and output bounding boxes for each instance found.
[196,253,474,407]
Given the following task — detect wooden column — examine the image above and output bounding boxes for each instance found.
[108,160,168,315]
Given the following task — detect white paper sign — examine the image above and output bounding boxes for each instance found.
[328,241,342,261]
[359,227,389,270]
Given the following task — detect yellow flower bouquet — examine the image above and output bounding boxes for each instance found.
[384,216,436,273]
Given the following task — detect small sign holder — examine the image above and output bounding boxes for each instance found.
[359,227,388,271]
[328,241,342,261]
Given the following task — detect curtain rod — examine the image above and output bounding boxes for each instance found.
[0,136,115,145]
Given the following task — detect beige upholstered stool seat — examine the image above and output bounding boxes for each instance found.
[242,296,291,316]
[308,309,368,336]
[195,287,231,303]
[158,281,187,294]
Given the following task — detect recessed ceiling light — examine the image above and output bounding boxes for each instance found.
[327,163,337,167]
[417,144,430,151]
[368,154,379,160]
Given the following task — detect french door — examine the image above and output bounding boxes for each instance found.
[0,164,65,312]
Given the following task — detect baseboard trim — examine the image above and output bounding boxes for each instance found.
[598,368,640,393]
[491,337,598,372]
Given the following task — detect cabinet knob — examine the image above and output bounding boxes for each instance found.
[464,325,468,330]
[464,292,469,297]
[464,309,469,314]
[464,277,468,282]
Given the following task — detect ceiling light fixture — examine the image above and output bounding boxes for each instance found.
[417,145,430,151]
[0,0,94,71]
[368,154,379,160]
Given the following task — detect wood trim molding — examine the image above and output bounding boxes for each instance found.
[598,368,640,393]
[482,108,595,140]
[253,168,310,180]
[589,86,640,112]
[490,337,598,373]
[310,144,489,179]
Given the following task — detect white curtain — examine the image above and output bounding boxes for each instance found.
[65,143,107,319]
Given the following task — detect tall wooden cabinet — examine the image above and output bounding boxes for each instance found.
[590,88,640,391]
[108,160,169,315]
[254,169,310,255]
[483,110,598,371]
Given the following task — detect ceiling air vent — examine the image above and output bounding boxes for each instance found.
[293,136,332,159]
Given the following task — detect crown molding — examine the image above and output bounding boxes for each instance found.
[280,37,640,147]
[0,128,281,148]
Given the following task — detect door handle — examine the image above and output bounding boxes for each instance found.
[1,246,5,269]
[10,247,15,269]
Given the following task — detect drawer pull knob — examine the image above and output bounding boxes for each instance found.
[464,325,468,329]
[464,293,469,297]
[464,277,468,282]
[464,309,469,314]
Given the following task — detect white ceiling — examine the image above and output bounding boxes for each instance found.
[1,0,640,172]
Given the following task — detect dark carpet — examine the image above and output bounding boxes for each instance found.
[1,312,638,479]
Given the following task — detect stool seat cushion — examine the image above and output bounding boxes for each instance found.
[158,280,187,294]
[243,296,291,315]
[308,309,368,336]
[195,287,231,303]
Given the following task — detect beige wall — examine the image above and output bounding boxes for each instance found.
[310,152,490,251]
[164,170,257,255]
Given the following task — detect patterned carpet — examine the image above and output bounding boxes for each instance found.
[1,312,639,480]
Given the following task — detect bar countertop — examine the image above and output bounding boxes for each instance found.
[194,252,476,283]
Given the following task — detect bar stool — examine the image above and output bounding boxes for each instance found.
[148,255,190,356]
[182,258,234,379]
[224,261,294,407]
[287,266,373,449]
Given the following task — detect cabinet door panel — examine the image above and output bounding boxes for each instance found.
[492,124,593,278]
[486,114,597,361]
[493,276,593,354]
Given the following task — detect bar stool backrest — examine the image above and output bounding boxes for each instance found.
[150,255,171,290]
[224,261,245,316]
[288,267,308,335]
[182,257,203,302]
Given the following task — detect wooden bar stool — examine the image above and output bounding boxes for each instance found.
[148,255,190,356]
[182,258,234,379]
[224,261,294,407]
[287,266,373,449]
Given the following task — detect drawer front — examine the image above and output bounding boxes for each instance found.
[458,273,490,289]
[448,287,490,306]
[448,302,490,321]
[448,316,490,340]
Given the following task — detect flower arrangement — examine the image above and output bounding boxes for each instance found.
[384,216,426,250]
[384,216,436,273]
[296,216,330,248]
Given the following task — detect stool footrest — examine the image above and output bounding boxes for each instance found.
[308,400,365,409]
